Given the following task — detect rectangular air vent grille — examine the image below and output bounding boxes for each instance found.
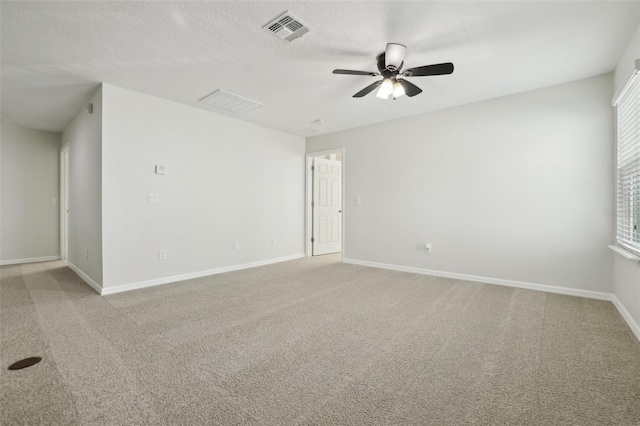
[263,12,310,42]
[198,89,263,114]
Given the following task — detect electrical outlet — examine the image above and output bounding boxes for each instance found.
[355,197,362,205]
[272,238,277,246]
[51,197,57,205]
[159,250,167,260]
[234,242,240,251]
[85,248,89,259]
[425,243,432,254]
[155,165,166,175]
[148,193,159,203]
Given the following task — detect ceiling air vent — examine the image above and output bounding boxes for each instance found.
[263,12,310,42]
[198,89,263,114]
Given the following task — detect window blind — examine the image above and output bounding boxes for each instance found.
[615,66,640,256]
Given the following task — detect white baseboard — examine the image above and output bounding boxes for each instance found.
[100,253,306,296]
[346,257,640,342]
[612,295,640,342]
[68,262,102,294]
[342,258,613,301]
[0,255,61,266]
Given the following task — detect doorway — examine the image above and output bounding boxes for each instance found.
[306,149,345,258]
[60,146,69,261]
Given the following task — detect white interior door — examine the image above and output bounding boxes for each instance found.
[313,157,341,255]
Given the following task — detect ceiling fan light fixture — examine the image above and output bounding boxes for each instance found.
[376,79,393,99]
[392,81,405,99]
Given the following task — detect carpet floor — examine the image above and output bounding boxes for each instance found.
[2,255,640,425]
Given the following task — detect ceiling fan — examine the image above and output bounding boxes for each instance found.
[333,43,454,99]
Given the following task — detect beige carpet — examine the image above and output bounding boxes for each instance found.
[2,255,640,425]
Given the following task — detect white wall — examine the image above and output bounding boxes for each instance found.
[62,87,103,285]
[101,84,305,289]
[308,74,614,293]
[612,17,640,337]
[614,19,640,98]
[0,124,61,263]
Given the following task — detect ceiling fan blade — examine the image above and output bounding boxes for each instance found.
[403,62,454,77]
[333,69,379,76]
[353,80,383,98]
[396,79,422,97]
[385,43,407,70]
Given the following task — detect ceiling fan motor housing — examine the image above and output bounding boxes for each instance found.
[377,54,402,79]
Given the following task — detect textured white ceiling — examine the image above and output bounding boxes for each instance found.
[1,1,639,136]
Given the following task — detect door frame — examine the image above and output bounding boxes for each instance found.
[305,148,345,259]
[60,145,69,260]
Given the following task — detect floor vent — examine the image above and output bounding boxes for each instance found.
[198,90,263,114]
[8,357,42,370]
[263,12,310,42]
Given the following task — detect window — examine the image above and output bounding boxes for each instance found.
[615,61,640,256]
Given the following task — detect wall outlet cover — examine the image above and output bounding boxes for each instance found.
[155,165,167,175]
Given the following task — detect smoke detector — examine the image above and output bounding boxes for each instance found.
[312,119,324,131]
[301,119,325,135]
[263,12,310,42]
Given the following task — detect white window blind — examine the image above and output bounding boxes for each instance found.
[615,65,640,256]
